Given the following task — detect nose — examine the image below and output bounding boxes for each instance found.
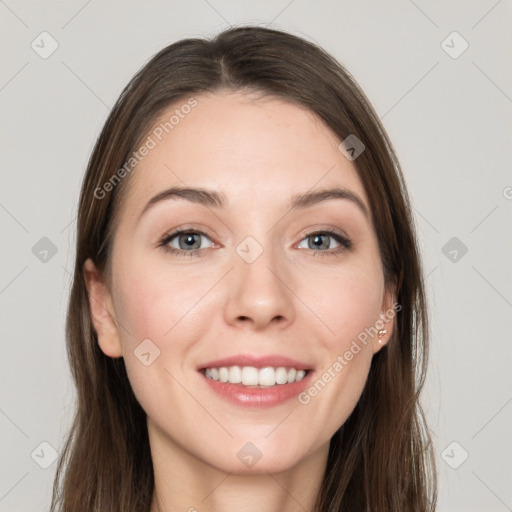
[223,244,296,332]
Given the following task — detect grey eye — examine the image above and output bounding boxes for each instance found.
[297,233,342,251]
[166,231,213,251]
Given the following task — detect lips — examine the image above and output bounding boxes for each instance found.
[197,354,314,408]
[197,354,312,371]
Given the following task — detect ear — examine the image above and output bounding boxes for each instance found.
[372,283,398,355]
[83,258,123,358]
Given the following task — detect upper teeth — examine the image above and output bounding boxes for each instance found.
[204,366,307,386]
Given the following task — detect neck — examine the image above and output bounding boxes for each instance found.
[148,421,328,512]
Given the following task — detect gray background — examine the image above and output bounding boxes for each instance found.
[1,1,511,510]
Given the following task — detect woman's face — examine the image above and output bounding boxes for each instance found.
[85,90,395,474]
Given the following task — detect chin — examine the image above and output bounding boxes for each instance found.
[200,436,318,476]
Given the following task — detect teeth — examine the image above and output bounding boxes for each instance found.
[203,365,308,386]
[258,367,275,386]
[229,366,242,383]
[242,367,259,386]
[275,367,288,384]
[218,367,229,383]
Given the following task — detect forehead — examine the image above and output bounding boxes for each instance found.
[119,90,368,219]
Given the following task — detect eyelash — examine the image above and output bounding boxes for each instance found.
[157,228,352,258]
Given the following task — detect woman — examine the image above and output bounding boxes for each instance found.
[51,25,437,511]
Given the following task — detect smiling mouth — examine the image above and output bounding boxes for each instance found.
[200,365,310,388]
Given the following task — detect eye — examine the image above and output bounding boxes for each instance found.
[157,228,352,258]
[158,229,214,256]
[297,230,352,256]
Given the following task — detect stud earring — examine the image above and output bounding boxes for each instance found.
[378,329,387,344]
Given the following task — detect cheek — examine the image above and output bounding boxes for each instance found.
[111,263,209,419]
[113,261,209,346]
[297,262,382,422]
[111,259,218,402]
[311,261,383,346]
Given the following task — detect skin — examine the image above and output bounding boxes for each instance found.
[84,90,395,512]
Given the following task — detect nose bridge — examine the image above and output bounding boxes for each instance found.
[223,232,295,330]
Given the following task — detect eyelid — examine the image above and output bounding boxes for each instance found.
[158,224,218,243]
[293,225,351,246]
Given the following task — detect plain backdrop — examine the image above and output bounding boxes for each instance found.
[1,1,511,511]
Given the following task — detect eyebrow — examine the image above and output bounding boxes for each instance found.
[137,185,369,222]
[290,187,368,218]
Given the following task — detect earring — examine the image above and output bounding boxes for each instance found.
[378,329,387,344]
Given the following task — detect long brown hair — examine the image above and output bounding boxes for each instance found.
[51,25,437,511]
